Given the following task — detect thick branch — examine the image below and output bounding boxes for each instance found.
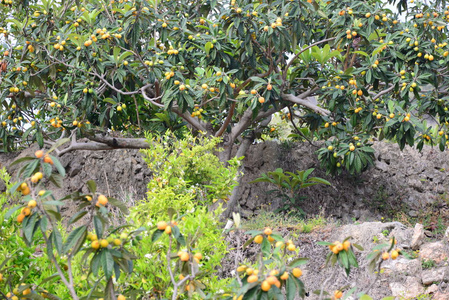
[281,93,330,116]
[372,84,395,101]
[171,108,210,133]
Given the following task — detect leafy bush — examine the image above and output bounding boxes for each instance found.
[251,168,331,216]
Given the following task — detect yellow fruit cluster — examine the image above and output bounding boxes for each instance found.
[87,232,123,250]
[329,240,351,254]
[236,265,303,292]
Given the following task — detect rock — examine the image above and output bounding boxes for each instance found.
[411,223,425,250]
[434,291,449,300]
[426,284,439,294]
[390,276,425,298]
[375,160,389,172]
[392,257,421,276]
[332,222,408,251]
[419,242,449,263]
[444,226,449,240]
[421,267,449,285]
[408,210,419,218]
[69,162,83,177]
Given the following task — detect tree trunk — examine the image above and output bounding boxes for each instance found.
[222,135,253,218]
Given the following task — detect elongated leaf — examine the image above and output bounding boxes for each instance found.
[49,155,66,176]
[107,197,129,214]
[47,138,70,154]
[94,216,104,239]
[151,229,164,242]
[289,257,309,267]
[68,210,88,225]
[286,277,297,300]
[87,180,97,194]
[63,226,87,254]
[5,205,22,220]
[101,249,114,279]
[24,213,38,243]
[22,159,40,178]
[37,273,60,287]
[9,156,35,167]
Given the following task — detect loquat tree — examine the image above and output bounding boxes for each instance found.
[1,0,449,212]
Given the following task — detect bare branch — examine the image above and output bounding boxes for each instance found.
[171,108,210,133]
[372,84,395,101]
[281,92,330,116]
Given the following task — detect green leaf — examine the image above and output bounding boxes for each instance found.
[172,225,186,246]
[359,295,373,300]
[151,229,164,242]
[94,216,104,239]
[68,210,88,225]
[5,206,22,220]
[9,156,35,167]
[286,277,298,300]
[87,180,97,194]
[22,159,40,178]
[63,226,87,254]
[47,138,70,154]
[101,249,114,279]
[49,155,66,176]
[24,213,38,243]
[107,197,129,214]
[289,257,309,267]
[205,42,213,55]
[49,173,64,188]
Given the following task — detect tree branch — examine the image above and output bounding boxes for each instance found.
[281,92,330,116]
[372,84,395,101]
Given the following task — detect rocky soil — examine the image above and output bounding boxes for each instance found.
[1,140,447,223]
[1,140,449,299]
[223,221,449,299]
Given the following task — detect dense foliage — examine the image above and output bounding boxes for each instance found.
[0,0,448,174]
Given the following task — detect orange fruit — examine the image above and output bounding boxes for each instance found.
[292,268,302,278]
[382,252,390,260]
[334,290,343,299]
[165,226,172,234]
[21,207,31,216]
[97,194,108,206]
[113,239,122,246]
[117,295,126,300]
[194,253,203,260]
[280,272,289,280]
[35,150,44,158]
[91,240,100,249]
[28,200,37,208]
[261,280,271,292]
[343,241,351,251]
[267,84,272,90]
[157,221,167,230]
[180,252,190,262]
[43,155,53,165]
[21,186,31,196]
[391,250,399,260]
[266,276,277,285]
[263,227,272,235]
[17,214,25,223]
[100,239,109,248]
[254,235,263,244]
[247,274,258,283]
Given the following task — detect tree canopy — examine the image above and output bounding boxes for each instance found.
[1,0,449,174]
